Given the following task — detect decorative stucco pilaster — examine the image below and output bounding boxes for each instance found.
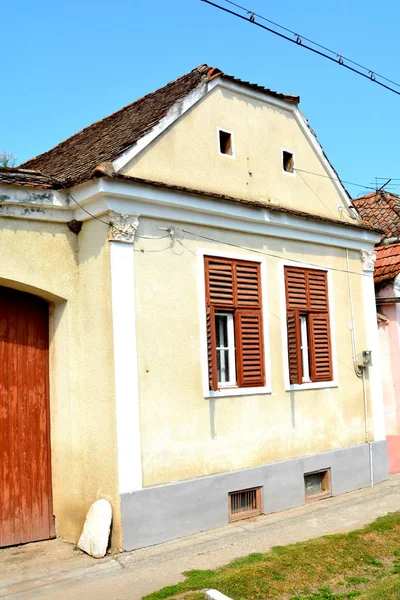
[109,213,143,494]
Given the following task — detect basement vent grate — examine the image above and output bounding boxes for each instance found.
[228,487,262,522]
[304,469,331,502]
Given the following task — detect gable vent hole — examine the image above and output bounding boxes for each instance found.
[283,150,294,173]
[219,130,233,156]
[229,487,262,522]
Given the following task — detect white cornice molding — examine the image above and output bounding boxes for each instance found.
[0,185,72,223]
[69,178,380,251]
[0,176,379,251]
[0,203,74,223]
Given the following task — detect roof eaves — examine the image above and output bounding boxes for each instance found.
[106,172,382,234]
[0,166,57,189]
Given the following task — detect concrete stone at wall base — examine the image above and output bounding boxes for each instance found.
[77,499,112,559]
[121,440,388,551]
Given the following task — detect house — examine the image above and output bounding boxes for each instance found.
[353,191,400,474]
[0,65,388,552]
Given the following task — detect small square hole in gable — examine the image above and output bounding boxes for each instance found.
[219,130,233,156]
[283,150,294,173]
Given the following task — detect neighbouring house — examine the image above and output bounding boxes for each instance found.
[0,65,388,553]
[353,191,400,474]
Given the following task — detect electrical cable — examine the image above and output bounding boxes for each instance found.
[294,169,377,191]
[178,226,375,278]
[48,177,110,226]
[220,0,400,89]
[296,170,340,219]
[201,0,400,97]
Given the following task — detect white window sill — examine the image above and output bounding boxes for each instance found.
[205,385,272,398]
[286,381,338,392]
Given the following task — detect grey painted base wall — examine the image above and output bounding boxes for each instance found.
[120,440,389,551]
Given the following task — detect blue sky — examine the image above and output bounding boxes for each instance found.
[2,0,400,197]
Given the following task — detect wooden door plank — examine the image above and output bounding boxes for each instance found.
[0,288,53,548]
[0,300,11,547]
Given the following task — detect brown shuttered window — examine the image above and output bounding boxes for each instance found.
[205,257,265,390]
[285,267,333,384]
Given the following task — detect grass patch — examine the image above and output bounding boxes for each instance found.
[143,512,400,600]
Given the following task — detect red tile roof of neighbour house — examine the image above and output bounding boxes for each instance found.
[20,65,299,186]
[374,242,400,284]
[353,191,400,284]
[0,167,55,188]
[353,191,400,240]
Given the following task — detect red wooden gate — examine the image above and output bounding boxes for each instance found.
[0,287,54,547]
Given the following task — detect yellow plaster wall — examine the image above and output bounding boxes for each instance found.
[0,218,121,550]
[124,86,353,223]
[133,218,370,487]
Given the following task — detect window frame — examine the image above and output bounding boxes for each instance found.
[198,249,272,398]
[281,260,338,391]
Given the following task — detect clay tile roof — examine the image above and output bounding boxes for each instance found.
[353,191,400,240]
[20,64,298,186]
[0,167,55,189]
[374,242,400,284]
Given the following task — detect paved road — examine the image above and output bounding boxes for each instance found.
[2,475,400,600]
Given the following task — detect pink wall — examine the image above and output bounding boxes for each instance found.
[377,282,400,437]
[378,306,399,435]
[377,282,400,472]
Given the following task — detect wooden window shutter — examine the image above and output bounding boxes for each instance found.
[205,256,265,390]
[308,313,333,382]
[287,311,302,384]
[205,258,234,307]
[235,262,261,307]
[307,270,329,311]
[235,310,265,387]
[206,305,218,391]
[285,267,308,310]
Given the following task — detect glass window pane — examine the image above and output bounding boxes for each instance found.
[222,349,229,382]
[305,472,322,495]
[215,312,236,386]
[215,314,229,348]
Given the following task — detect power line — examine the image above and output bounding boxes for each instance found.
[219,0,400,89]
[51,177,110,226]
[296,170,337,219]
[201,0,400,97]
[294,168,377,191]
